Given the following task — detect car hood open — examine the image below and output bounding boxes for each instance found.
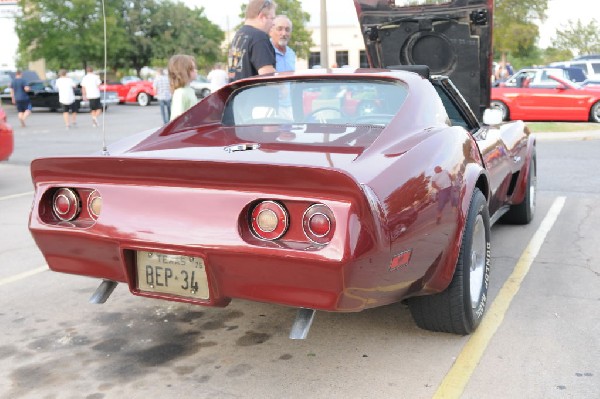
[354,0,493,118]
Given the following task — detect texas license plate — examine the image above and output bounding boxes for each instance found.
[136,251,209,300]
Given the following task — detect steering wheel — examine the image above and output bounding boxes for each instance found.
[306,107,343,123]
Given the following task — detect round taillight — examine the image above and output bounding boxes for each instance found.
[303,204,335,244]
[88,190,102,219]
[52,188,81,221]
[250,201,289,240]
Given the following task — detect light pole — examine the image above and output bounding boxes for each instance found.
[320,0,328,68]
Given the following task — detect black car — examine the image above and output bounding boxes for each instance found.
[2,79,119,112]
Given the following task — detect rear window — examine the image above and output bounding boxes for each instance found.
[223,79,408,127]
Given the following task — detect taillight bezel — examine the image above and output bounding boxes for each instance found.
[52,188,81,222]
[250,200,289,241]
[302,203,335,244]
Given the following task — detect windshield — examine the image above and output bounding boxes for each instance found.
[223,79,408,127]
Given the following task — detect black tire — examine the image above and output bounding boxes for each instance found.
[501,152,536,224]
[590,101,600,123]
[137,92,150,106]
[200,88,211,98]
[407,188,491,335]
[490,100,509,121]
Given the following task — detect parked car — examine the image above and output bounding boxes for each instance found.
[0,104,14,161]
[549,58,600,80]
[100,77,155,106]
[496,67,586,89]
[27,0,536,339]
[491,74,600,122]
[190,75,211,99]
[7,80,119,112]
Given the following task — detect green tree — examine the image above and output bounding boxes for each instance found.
[150,1,225,72]
[238,0,314,59]
[493,0,548,63]
[552,19,600,56]
[15,0,128,70]
[14,0,224,75]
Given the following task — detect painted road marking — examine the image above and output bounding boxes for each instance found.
[0,191,34,201]
[0,266,47,287]
[433,196,567,399]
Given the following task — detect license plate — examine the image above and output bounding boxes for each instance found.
[136,251,209,300]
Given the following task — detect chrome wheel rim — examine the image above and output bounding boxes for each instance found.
[529,161,536,213]
[469,214,487,309]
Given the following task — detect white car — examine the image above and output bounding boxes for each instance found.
[189,75,211,99]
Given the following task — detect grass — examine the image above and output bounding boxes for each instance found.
[526,122,600,133]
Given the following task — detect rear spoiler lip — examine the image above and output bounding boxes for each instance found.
[31,156,367,200]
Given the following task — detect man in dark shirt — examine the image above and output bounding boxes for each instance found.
[10,70,32,127]
[228,0,277,81]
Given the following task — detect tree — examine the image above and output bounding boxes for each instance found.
[14,0,224,75]
[15,0,128,70]
[493,0,548,63]
[150,1,225,72]
[238,0,314,59]
[552,19,600,57]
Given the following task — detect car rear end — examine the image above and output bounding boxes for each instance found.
[28,156,389,312]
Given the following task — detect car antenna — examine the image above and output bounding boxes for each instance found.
[100,0,109,156]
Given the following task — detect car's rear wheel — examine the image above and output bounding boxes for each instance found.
[590,101,600,123]
[407,188,490,335]
[501,151,536,224]
[200,88,211,98]
[137,92,150,106]
[490,100,509,121]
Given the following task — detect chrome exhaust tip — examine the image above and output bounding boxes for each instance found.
[289,308,316,340]
[89,280,118,304]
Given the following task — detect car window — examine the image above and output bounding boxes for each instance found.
[592,62,600,74]
[223,79,408,127]
[433,86,468,129]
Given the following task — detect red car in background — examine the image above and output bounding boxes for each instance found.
[0,105,14,161]
[100,76,155,106]
[491,74,600,122]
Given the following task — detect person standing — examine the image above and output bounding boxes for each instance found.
[168,54,198,121]
[228,0,277,81]
[80,67,102,127]
[9,70,31,127]
[153,68,171,124]
[55,69,78,129]
[207,63,229,93]
[270,15,296,72]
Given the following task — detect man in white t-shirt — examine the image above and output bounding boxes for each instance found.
[55,69,78,129]
[207,63,229,93]
[80,66,102,127]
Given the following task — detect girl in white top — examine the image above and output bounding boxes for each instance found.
[168,54,198,121]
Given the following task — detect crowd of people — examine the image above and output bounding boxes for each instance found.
[9,0,295,127]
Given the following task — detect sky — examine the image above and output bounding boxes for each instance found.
[0,0,595,70]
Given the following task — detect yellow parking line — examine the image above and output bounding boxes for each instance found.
[0,191,34,201]
[0,266,47,287]
[433,196,566,399]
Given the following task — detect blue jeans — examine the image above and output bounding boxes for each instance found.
[159,99,171,124]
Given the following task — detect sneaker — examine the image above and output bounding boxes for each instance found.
[92,119,98,127]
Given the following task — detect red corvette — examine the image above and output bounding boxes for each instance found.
[492,75,600,122]
[100,76,155,106]
[0,105,14,161]
[28,0,536,338]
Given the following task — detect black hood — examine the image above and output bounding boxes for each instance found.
[354,0,493,118]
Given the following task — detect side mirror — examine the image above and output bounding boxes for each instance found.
[483,108,503,126]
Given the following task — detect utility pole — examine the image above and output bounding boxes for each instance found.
[320,0,328,68]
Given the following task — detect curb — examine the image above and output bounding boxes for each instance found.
[533,131,600,141]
